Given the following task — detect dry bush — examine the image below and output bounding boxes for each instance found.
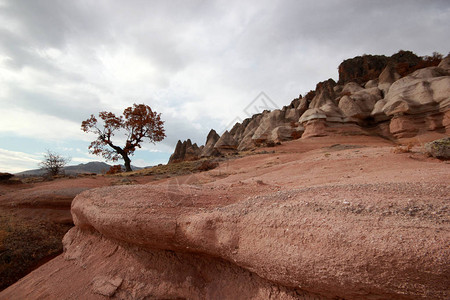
[291,131,302,140]
[265,141,276,147]
[197,160,219,172]
[392,144,413,154]
[106,165,122,175]
[395,52,442,77]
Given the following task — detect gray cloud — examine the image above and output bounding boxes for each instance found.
[0,0,449,170]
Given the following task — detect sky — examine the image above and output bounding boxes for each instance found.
[0,0,449,173]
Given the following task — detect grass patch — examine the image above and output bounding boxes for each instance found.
[115,158,226,178]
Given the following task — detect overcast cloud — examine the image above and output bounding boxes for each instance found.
[0,0,449,172]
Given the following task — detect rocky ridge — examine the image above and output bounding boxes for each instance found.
[170,51,449,163]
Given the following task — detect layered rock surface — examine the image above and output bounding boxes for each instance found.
[2,136,449,299]
[169,51,449,163]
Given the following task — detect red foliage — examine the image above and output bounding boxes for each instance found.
[291,131,302,140]
[395,52,443,77]
[81,103,165,172]
[106,165,123,175]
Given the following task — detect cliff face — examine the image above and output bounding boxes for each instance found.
[170,51,449,163]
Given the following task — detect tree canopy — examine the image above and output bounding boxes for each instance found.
[81,103,165,172]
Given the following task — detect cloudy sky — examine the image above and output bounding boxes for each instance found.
[0,0,449,173]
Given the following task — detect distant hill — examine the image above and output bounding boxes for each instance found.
[15,161,143,177]
[65,162,112,174]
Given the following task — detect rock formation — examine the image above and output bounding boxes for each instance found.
[168,51,449,163]
[201,129,220,157]
[214,130,238,153]
[168,139,201,163]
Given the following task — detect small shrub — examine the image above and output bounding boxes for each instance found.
[395,52,443,77]
[106,165,123,175]
[197,160,219,172]
[291,131,302,140]
[392,144,413,154]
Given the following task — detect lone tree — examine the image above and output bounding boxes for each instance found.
[39,150,71,176]
[81,103,165,172]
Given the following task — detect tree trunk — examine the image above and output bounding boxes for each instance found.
[122,153,132,172]
[108,142,133,173]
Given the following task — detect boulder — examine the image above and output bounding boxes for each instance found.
[284,108,300,122]
[201,129,221,157]
[437,55,450,72]
[237,114,264,151]
[425,137,450,159]
[371,99,390,122]
[270,125,303,143]
[364,79,378,88]
[425,112,445,131]
[309,79,337,109]
[301,79,346,123]
[409,66,448,79]
[443,109,450,132]
[237,135,254,152]
[378,63,401,95]
[341,82,363,95]
[389,115,422,138]
[333,85,343,94]
[339,87,382,121]
[252,110,285,143]
[382,69,450,116]
[319,102,346,122]
[301,119,327,138]
[299,108,327,123]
